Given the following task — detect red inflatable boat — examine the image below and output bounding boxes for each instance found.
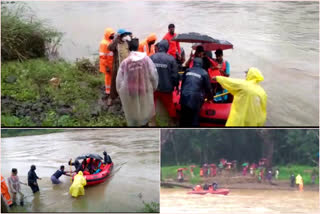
[71,153,113,186]
[82,162,113,186]
[172,82,233,127]
[187,188,230,195]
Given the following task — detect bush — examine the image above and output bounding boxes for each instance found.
[1,2,62,61]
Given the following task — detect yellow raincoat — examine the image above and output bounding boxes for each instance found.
[69,171,87,197]
[216,67,267,126]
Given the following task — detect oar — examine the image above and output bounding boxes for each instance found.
[70,158,73,182]
[213,92,230,99]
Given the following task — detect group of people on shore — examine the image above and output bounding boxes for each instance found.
[1,151,113,210]
[99,23,267,127]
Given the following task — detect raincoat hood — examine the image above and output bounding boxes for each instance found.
[78,171,83,176]
[158,39,169,53]
[193,57,203,68]
[129,51,147,61]
[147,33,157,43]
[246,67,264,83]
[104,28,115,40]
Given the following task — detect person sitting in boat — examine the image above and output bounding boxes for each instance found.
[212,182,218,191]
[203,183,209,190]
[93,160,103,174]
[87,158,96,174]
[103,151,112,164]
[210,49,230,102]
[51,165,71,184]
[193,184,203,191]
[185,45,205,69]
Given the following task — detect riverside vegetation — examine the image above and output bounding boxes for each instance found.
[1,3,126,126]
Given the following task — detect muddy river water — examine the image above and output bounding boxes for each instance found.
[1,129,160,212]
[19,1,319,126]
[161,187,319,214]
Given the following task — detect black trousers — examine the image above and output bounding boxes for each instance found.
[179,105,200,127]
[28,183,39,193]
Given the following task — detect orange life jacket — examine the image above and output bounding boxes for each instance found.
[139,33,157,56]
[200,168,204,177]
[1,176,12,206]
[163,32,181,58]
[99,28,115,74]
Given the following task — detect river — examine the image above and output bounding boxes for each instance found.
[161,187,319,214]
[1,129,160,212]
[13,1,320,126]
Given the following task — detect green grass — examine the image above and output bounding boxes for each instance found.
[1,58,126,126]
[276,165,319,185]
[142,202,160,213]
[162,164,319,185]
[161,165,202,184]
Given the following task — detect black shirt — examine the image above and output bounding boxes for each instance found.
[52,169,66,179]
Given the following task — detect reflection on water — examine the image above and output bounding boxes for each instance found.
[160,188,319,214]
[15,1,319,126]
[1,130,160,212]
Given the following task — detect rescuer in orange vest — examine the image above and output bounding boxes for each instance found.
[99,28,115,105]
[138,33,157,56]
[1,175,13,208]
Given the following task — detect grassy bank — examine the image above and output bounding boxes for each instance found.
[1,129,64,138]
[1,58,126,127]
[162,165,319,185]
[1,3,126,127]
[276,165,319,185]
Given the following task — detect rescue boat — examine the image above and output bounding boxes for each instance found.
[172,81,233,127]
[72,153,113,186]
[187,188,230,195]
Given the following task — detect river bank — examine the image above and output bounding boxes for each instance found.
[1,59,126,127]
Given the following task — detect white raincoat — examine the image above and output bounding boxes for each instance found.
[116,51,158,126]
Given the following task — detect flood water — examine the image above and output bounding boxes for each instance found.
[161,188,319,214]
[11,1,320,126]
[1,129,160,212]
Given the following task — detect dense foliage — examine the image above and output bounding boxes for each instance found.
[161,129,319,167]
[1,3,62,61]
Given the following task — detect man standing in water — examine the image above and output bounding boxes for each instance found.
[212,67,267,126]
[116,38,158,126]
[28,165,41,193]
[108,29,132,106]
[163,24,181,60]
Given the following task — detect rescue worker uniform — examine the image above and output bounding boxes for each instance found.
[1,175,13,207]
[99,28,115,94]
[138,33,157,56]
[180,58,213,126]
[163,32,181,59]
[150,39,179,118]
